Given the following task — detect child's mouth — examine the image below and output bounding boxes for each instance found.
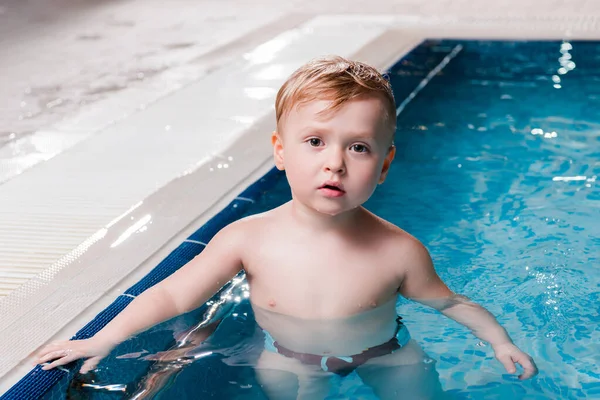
[319,184,346,197]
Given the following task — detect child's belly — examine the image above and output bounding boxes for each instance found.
[251,298,399,356]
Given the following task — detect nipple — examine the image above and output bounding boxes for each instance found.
[268,299,276,308]
[369,300,378,308]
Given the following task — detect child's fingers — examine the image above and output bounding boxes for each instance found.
[516,355,538,380]
[33,341,70,361]
[80,356,101,374]
[497,354,517,374]
[37,349,70,364]
[41,353,79,370]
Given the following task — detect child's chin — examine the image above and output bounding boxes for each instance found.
[314,203,354,217]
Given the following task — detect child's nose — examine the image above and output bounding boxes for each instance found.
[324,149,346,174]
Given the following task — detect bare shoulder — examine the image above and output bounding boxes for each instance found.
[232,205,283,228]
[220,204,285,242]
[365,212,453,300]
[367,211,431,264]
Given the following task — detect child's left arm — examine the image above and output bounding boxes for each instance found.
[398,240,538,380]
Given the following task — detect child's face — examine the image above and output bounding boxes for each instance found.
[273,96,395,216]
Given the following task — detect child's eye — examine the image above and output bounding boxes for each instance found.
[350,144,369,153]
[308,138,323,147]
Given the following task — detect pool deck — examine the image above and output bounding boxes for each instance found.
[1,0,600,393]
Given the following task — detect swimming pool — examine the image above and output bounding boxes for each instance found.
[8,39,600,399]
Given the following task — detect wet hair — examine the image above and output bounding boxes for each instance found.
[275,55,396,137]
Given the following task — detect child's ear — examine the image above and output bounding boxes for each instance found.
[271,131,285,171]
[378,145,396,184]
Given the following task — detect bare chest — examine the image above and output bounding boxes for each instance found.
[244,240,400,318]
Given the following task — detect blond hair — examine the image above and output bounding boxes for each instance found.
[275,55,396,135]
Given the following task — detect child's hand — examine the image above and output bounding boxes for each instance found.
[35,338,115,373]
[492,342,538,380]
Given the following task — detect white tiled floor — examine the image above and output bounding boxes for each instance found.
[0,1,599,393]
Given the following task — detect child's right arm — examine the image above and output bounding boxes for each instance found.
[35,221,246,373]
[398,238,538,380]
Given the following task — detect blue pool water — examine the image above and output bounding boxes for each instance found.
[379,40,600,399]
[35,40,599,399]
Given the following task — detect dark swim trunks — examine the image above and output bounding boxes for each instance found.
[263,316,410,377]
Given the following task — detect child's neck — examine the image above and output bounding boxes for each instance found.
[288,199,363,231]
